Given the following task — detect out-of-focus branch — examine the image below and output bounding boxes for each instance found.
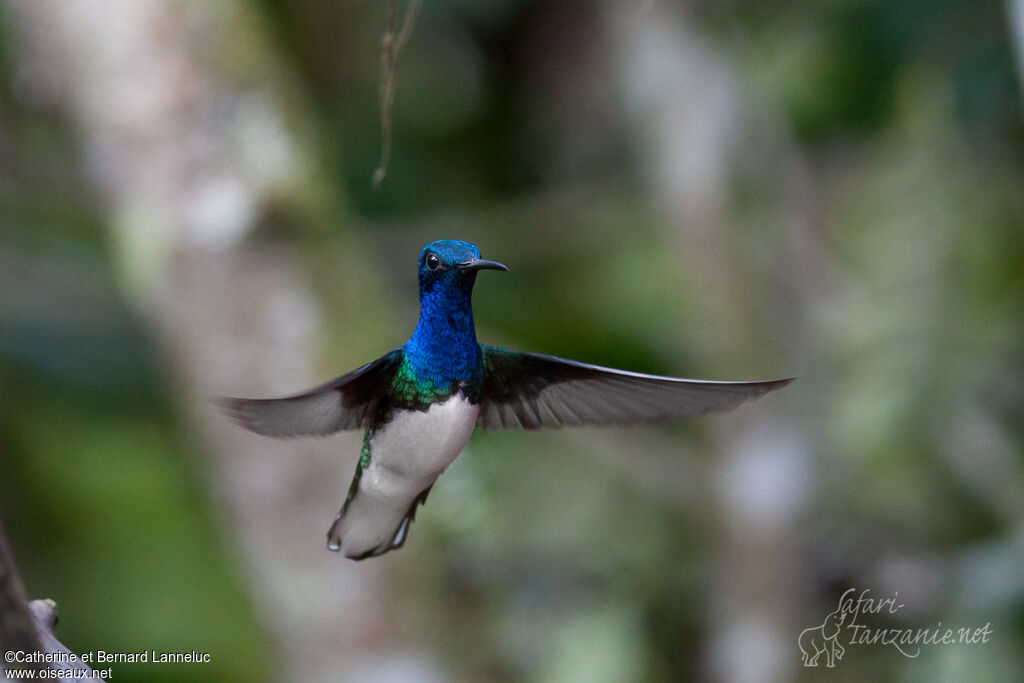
[27,600,98,681]
[0,521,50,680]
[0,523,93,681]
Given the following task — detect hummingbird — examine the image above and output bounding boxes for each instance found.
[222,240,793,560]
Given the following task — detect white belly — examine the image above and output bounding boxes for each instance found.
[330,395,479,558]
[367,394,480,491]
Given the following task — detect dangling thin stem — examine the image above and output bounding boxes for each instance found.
[372,0,421,187]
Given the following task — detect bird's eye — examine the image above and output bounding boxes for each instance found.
[425,253,441,271]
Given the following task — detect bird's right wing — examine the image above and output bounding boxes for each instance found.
[477,346,793,430]
[220,349,403,437]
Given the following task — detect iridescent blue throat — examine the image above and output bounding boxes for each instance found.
[403,275,482,391]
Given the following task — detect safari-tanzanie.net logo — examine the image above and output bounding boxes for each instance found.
[798,588,993,668]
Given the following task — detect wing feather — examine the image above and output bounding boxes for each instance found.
[220,349,403,437]
[478,346,793,430]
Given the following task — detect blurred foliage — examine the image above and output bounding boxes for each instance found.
[0,11,267,683]
[2,0,1024,682]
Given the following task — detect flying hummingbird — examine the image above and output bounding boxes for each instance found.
[222,240,792,560]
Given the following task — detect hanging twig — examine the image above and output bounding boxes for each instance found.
[372,0,421,187]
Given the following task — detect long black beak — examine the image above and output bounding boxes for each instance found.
[458,257,509,272]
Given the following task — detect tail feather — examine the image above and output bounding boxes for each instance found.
[328,486,433,560]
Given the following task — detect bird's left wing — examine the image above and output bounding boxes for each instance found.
[477,346,793,430]
[221,349,403,437]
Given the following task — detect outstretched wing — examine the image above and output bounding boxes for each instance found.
[477,346,793,430]
[220,349,403,437]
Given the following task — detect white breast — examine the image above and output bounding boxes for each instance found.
[330,394,479,557]
[368,394,480,490]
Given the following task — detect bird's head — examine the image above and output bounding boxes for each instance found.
[417,240,507,298]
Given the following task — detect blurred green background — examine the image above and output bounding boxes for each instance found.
[1,0,1022,682]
